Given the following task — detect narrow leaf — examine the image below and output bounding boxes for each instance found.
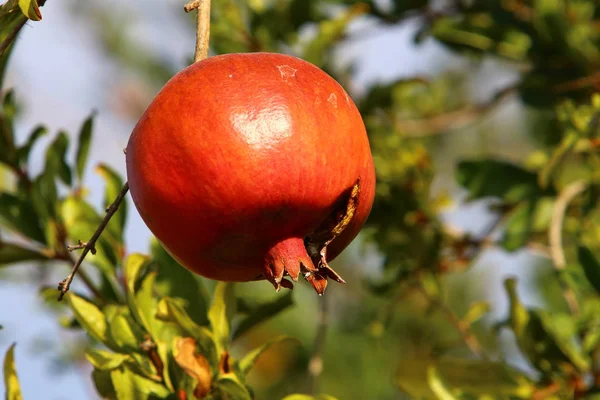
[3,343,22,400]
[208,282,236,355]
[75,113,95,181]
[16,125,47,166]
[45,131,72,186]
[85,349,129,371]
[0,242,48,266]
[17,0,41,21]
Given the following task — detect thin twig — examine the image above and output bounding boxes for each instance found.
[549,180,587,314]
[394,85,518,137]
[57,182,129,300]
[184,0,211,62]
[415,284,487,359]
[308,296,329,394]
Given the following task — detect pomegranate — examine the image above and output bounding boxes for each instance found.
[126,52,375,294]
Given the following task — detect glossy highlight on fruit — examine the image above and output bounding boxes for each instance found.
[126,52,375,294]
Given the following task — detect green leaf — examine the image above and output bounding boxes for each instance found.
[0,1,27,87]
[65,292,108,345]
[501,201,535,252]
[85,349,129,371]
[3,343,22,400]
[156,297,217,366]
[427,365,460,400]
[578,246,600,295]
[233,291,294,340]
[238,336,298,376]
[107,307,145,353]
[45,131,72,186]
[92,368,116,399]
[151,239,209,326]
[213,376,252,400]
[31,170,58,220]
[61,195,121,283]
[0,90,18,166]
[110,366,170,400]
[16,125,47,166]
[396,358,535,399]
[456,159,542,203]
[208,282,236,356]
[17,0,41,21]
[75,113,95,182]
[0,242,48,266]
[95,163,126,240]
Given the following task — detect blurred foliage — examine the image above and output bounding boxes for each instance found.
[4,0,600,399]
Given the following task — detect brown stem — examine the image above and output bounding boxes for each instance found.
[57,182,129,300]
[308,295,329,394]
[184,0,211,63]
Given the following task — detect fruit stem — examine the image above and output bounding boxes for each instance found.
[184,0,211,62]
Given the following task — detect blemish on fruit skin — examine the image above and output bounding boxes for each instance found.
[328,93,338,108]
[277,65,297,81]
[229,74,233,78]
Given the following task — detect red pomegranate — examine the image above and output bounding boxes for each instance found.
[126,52,375,294]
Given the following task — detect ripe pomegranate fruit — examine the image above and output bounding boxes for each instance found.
[126,52,375,294]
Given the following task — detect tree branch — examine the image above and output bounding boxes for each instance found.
[548,180,587,314]
[57,182,129,300]
[184,0,211,63]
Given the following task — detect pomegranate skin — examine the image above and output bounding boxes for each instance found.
[126,52,375,289]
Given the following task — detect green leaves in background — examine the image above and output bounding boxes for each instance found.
[396,358,535,399]
[3,343,22,400]
[0,241,48,266]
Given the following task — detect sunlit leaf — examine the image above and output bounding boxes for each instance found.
[156,297,217,366]
[110,365,170,400]
[75,112,95,182]
[17,0,41,21]
[107,307,145,353]
[427,365,459,400]
[65,292,108,345]
[85,349,130,371]
[208,282,236,356]
[238,336,298,376]
[3,343,22,400]
[173,337,212,398]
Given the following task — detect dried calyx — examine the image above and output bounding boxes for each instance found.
[262,179,361,295]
